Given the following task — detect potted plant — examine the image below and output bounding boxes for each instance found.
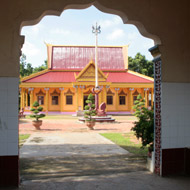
[30,101,46,130]
[84,93,96,130]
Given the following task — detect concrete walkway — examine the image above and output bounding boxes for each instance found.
[18,127,190,190]
[20,132,128,158]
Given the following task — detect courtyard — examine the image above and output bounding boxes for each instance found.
[17,115,190,190]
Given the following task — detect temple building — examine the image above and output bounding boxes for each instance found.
[19,44,154,113]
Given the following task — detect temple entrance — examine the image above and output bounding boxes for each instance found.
[3,0,176,188]
[18,5,157,188]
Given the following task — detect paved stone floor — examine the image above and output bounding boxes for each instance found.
[15,117,190,190]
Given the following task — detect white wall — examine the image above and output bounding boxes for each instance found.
[0,77,19,156]
[162,82,190,149]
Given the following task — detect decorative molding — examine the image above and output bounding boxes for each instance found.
[118,89,127,96]
[75,61,107,82]
[83,89,93,94]
[86,85,94,89]
[59,87,64,91]
[44,88,49,91]
[129,88,134,91]
[50,89,60,96]
[153,55,162,176]
[64,88,74,95]
[107,89,115,95]
[36,89,45,96]
[133,90,139,96]
[28,87,34,92]
[79,85,85,89]
[115,88,120,91]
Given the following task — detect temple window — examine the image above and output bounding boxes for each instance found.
[37,96,44,105]
[107,95,113,105]
[119,96,126,105]
[52,96,58,105]
[66,95,73,105]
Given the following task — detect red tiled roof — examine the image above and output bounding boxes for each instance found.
[23,71,153,83]
[51,46,125,70]
[23,72,76,83]
[107,72,153,83]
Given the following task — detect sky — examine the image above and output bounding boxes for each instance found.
[21,6,154,68]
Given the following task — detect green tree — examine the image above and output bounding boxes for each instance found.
[131,94,154,150]
[84,94,96,121]
[33,60,48,73]
[128,53,154,78]
[30,101,45,121]
[20,54,33,77]
[20,54,48,77]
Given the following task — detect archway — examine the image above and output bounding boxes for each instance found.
[1,0,164,187]
[19,0,161,176]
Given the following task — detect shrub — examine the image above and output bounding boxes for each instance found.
[84,93,96,121]
[30,101,45,121]
[131,94,154,151]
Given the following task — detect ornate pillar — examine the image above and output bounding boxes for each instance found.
[26,89,28,107]
[28,88,34,108]
[141,88,145,99]
[144,88,149,108]
[22,89,25,109]
[44,88,49,113]
[20,88,23,110]
[129,88,134,112]
[151,88,154,107]
[59,88,64,112]
[149,45,162,175]
[80,85,85,110]
[115,88,120,111]
[73,85,79,111]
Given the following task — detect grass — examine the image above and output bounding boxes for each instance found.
[101,132,148,157]
[112,116,137,121]
[19,134,30,147]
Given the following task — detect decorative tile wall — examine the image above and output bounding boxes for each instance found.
[0,77,19,156]
[162,82,190,149]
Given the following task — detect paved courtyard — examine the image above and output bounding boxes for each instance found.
[17,116,190,190]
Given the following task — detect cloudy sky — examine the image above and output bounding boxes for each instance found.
[21,6,154,67]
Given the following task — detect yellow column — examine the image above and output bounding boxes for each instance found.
[76,87,79,111]
[141,88,145,99]
[23,89,25,109]
[81,88,84,110]
[20,88,23,110]
[129,88,134,112]
[151,88,154,107]
[26,90,28,107]
[59,88,64,112]
[144,88,149,108]
[104,86,108,112]
[115,88,120,111]
[29,88,34,108]
[44,88,49,113]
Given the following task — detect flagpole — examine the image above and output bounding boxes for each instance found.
[92,23,101,89]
